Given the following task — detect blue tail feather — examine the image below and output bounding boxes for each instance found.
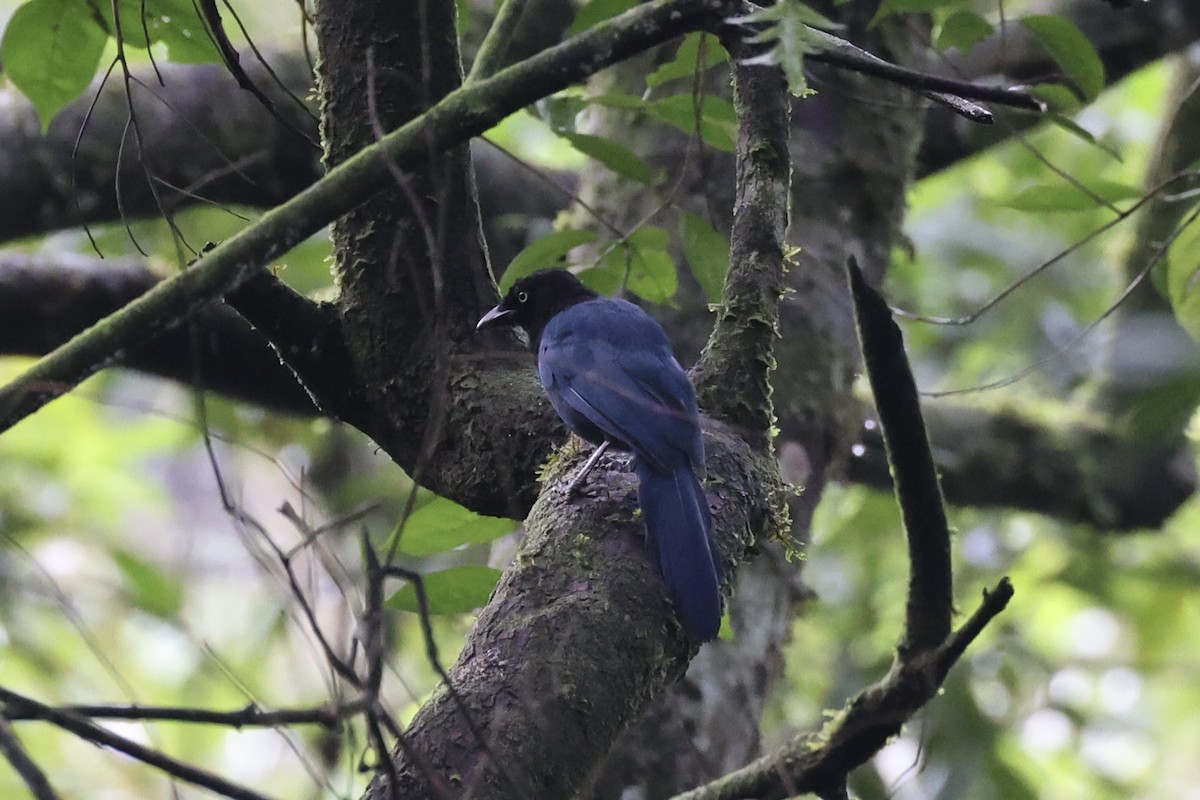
[636,463,722,640]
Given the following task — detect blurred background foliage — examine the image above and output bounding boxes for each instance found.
[0,0,1198,798]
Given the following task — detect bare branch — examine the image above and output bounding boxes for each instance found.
[0,252,317,414]
[849,259,952,653]
[0,686,277,800]
[0,719,61,800]
[804,26,1042,113]
[672,579,1013,800]
[2,700,357,729]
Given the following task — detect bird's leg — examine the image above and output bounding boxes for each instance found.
[566,440,610,496]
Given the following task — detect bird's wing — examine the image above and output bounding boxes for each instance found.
[540,303,701,472]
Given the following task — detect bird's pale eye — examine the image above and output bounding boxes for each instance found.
[517,291,529,303]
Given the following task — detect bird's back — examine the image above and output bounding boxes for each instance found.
[537,297,704,474]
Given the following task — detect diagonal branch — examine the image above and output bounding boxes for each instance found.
[0,719,60,800]
[0,252,318,414]
[672,262,1012,800]
[804,26,1042,113]
[368,427,779,800]
[466,0,531,83]
[674,579,1012,800]
[0,686,276,800]
[0,0,741,434]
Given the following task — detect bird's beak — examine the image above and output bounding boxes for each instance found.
[476,305,513,330]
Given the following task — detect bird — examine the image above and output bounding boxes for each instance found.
[477,268,723,641]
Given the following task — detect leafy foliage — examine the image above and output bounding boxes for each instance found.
[386,566,504,615]
[0,0,108,131]
[681,212,730,303]
[731,0,841,96]
[1165,205,1200,341]
[646,32,728,89]
[2,1,1200,799]
[0,0,221,129]
[1022,15,1106,101]
[502,229,599,291]
[870,0,966,27]
[936,10,994,52]
[389,496,516,556]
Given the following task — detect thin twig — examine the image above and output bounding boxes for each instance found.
[892,171,1198,325]
[3,700,363,729]
[803,27,997,122]
[467,0,529,83]
[924,197,1200,397]
[0,719,61,800]
[802,25,1043,112]
[195,0,318,147]
[0,687,277,800]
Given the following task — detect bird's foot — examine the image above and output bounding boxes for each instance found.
[562,440,610,498]
[564,472,589,498]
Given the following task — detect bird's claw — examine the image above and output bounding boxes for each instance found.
[563,472,590,497]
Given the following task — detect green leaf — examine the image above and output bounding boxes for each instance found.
[1122,373,1200,443]
[1030,83,1082,113]
[89,0,153,48]
[1,0,109,131]
[731,1,839,95]
[150,0,221,63]
[559,132,653,185]
[937,11,993,52]
[86,0,219,61]
[1047,113,1122,162]
[647,94,737,152]
[1003,180,1141,212]
[624,226,678,303]
[390,496,516,556]
[870,0,966,27]
[581,227,677,301]
[531,94,589,134]
[590,91,736,151]
[1021,15,1105,100]
[578,259,623,295]
[680,213,729,303]
[112,549,183,620]
[646,32,728,89]
[569,0,637,34]
[501,230,598,291]
[627,225,670,250]
[386,566,503,615]
[1166,206,1200,342]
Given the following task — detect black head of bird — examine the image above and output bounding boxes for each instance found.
[476,269,598,350]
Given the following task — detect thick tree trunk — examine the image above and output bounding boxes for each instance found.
[567,4,929,795]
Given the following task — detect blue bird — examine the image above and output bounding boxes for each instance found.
[477,268,723,640]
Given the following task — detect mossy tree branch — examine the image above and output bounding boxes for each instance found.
[694,52,790,450]
[466,0,530,83]
[367,427,780,799]
[0,0,739,436]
